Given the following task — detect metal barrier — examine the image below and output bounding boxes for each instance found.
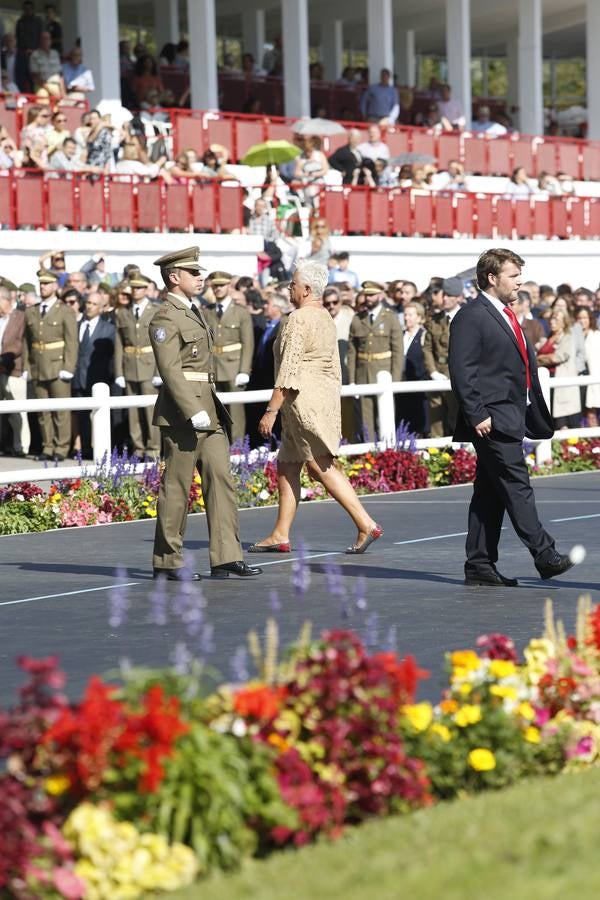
[1,370,599,485]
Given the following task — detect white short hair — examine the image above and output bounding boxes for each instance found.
[294,259,328,299]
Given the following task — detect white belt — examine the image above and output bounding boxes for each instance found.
[183,371,215,383]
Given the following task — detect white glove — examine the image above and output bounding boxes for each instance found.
[234,372,250,387]
[191,409,211,430]
[151,375,163,387]
[114,375,126,389]
[59,370,73,381]
[22,371,28,381]
[431,371,447,382]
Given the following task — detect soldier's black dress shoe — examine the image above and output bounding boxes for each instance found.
[535,550,574,581]
[35,452,53,461]
[153,568,202,582]
[464,566,518,587]
[210,561,263,578]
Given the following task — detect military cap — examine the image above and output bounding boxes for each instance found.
[442,276,464,297]
[0,277,18,291]
[208,271,233,286]
[18,282,36,293]
[153,245,206,271]
[37,268,58,284]
[128,273,151,288]
[98,279,113,292]
[361,280,385,296]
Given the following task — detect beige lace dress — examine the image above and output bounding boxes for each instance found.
[274,305,341,462]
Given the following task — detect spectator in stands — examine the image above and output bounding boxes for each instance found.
[505,166,534,198]
[247,197,278,242]
[168,149,203,181]
[44,4,62,54]
[537,309,581,428]
[174,40,189,70]
[293,135,329,203]
[0,284,29,457]
[360,68,399,124]
[0,133,19,170]
[20,104,51,151]
[62,46,95,96]
[574,287,594,309]
[576,306,600,426]
[15,1,43,92]
[556,171,575,195]
[49,135,87,171]
[372,157,397,188]
[85,109,112,169]
[410,166,432,192]
[516,290,545,347]
[414,102,445,132]
[552,295,586,376]
[437,84,465,130]
[337,282,357,310]
[115,139,167,179]
[158,42,176,66]
[1,34,18,89]
[471,105,507,137]
[328,129,368,184]
[337,66,356,86]
[61,288,83,320]
[328,251,360,290]
[38,249,67,287]
[437,159,467,191]
[42,110,70,158]
[357,124,390,162]
[537,171,561,195]
[397,300,429,436]
[28,30,61,92]
[133,54,163,106]
[307,219,332,264]
[198,148,231,178]
[66,270,89,301]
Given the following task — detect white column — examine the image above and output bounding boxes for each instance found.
[242,8,266,64]
[367,0,394,79]
[154,0,180,46]
[446,0,471,129]
[282,0,310,118]
[187,0,218,110]
[586,0,600,140]
[321,18,343,82]
[506,31,519,121]
[518,0,543,136]
[76,0,120,106]
[61,0,78,54]
[395,27,416,86]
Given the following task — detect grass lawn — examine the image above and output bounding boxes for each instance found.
[160,766,600,900]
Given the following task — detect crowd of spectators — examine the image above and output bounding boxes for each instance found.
[1,249,599,460]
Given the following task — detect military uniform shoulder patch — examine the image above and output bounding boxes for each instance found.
[153,326,167,342]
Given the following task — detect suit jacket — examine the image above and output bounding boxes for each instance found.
[72,316,115,393]
[149,292,232,438]
[404,327,428,381]
[114,303,159,382]
[0,308,25,377]
[202,300,254,382]
[328,144,362,184]
[249,317,282,390]
[22,300,78,381]
[449,293,553,442]
[347,306,404,384]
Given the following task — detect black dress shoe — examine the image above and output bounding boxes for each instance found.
[35,452,53,461]
[464,567,518,587]
[211,560,263,578]
[52,454,65,462]
[535,550,574,581]
[153,568,202,582]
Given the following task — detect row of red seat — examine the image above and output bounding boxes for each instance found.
[173,110,600,181]
[1,171,599,240]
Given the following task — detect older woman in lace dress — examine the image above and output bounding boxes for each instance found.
[249,260,382,555]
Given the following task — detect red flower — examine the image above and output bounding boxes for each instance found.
[233,684,286,721]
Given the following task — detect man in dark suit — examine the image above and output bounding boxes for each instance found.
[72,291,115,457]
[328,129,366,184]
[449,247,575,585]
[246,292,286,446]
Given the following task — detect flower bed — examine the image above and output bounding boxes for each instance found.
[0,438,598,536]
[2,595,600,898]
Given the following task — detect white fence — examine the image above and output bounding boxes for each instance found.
[0,369,599,485]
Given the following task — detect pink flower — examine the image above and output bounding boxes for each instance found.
[534,707,551,727]
[52,867,87,899]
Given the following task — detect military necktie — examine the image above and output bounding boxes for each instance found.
[135,306,140,320]
[369,313,375,326]
[40,304,47,318]
[217,303,223,319]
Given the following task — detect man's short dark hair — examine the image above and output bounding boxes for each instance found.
[323,286,340,300]
[63,137,76,147]
[235,276,253,292]
[430,276,444,293]
[476,248,525,290]
[336,251,349,262]
[245,288,263,310]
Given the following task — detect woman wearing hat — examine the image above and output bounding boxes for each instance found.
[250,259,382,555]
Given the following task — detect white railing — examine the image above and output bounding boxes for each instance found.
[0,369,599,485]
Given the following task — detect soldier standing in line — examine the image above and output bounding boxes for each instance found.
[422,276,461,438]
[148,247,262,582]
[114,273,162,459]
[21,269,77,461]
[202,271,254,444]
[347,280,403,441]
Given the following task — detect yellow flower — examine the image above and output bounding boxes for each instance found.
[458,682,473,696]
[524,726,541,743]
[401,702,433,732]
[440,698,459,714]
[44,774,71,796]
[517,701,536,721]
[440,452,451,461]
[567,436,578,445]
[454,704,482,727]
[468,748,496,771]
[489,684,518,701]
[428,447,439,455]
[146,508,157,518]
[488,659,517,679]
[365,462,372,470]
[430,723,451,742]
[450,649,480,671]
[145,495,154,502]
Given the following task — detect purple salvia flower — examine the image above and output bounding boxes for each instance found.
[363,612,380,650]
[170,641,193,675]
[198,621,215,656]
[148,577,168,626]
[353,575,367,612]
[230,645,249,683]
[290,540,311,596]
[383,625,397,654]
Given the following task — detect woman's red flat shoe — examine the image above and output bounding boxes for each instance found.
[345,524,383,555]
[248,542,291,553]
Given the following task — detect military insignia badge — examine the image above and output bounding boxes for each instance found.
[153,327,167,342]
[192,346,198,357]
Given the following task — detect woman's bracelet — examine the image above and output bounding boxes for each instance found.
[265,407,279,415]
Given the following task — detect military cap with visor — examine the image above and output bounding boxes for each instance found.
[208,271,233,286]
[361,280,386,296]
[153,245,206,271]
[37,269,58,284]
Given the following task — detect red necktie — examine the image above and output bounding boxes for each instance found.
[503,305,531,389]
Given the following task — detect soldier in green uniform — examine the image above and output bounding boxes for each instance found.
[22,269,77,460]
[149,247,262,582]
[347,281,404,441]
[114,273,161,459]
[202,272,254,444]
[422,276,461,437]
